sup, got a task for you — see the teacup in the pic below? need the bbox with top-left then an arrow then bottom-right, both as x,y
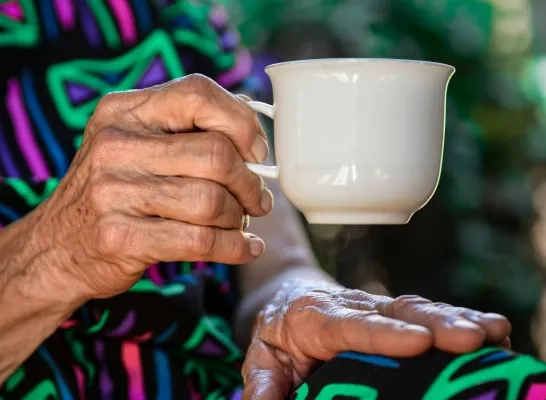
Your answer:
246,58 -> 455,225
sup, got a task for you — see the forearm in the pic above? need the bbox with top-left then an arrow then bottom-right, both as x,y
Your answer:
0,212 -> 82,384
234,174 -> 339,346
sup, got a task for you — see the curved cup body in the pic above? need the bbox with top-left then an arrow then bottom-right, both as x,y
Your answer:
262,58 -> 455,225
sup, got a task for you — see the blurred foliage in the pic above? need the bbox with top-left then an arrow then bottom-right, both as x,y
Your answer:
229,0 -> 546,354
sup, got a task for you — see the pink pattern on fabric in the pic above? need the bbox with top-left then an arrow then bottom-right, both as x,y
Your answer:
60,319 -> 79,329
0,1 -> 24,21
73,365 -> 86,400
54,0 -> 75,29
122,342 -> 145,400
217,49 -> 252,89
525,383 -> 546,399
106,0 -> 137,45
147,264 -> 164,286
7,78 -> 50,179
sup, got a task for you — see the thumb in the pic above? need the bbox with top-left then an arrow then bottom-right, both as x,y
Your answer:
243,341 -> 292,400
243,369 -> 289,400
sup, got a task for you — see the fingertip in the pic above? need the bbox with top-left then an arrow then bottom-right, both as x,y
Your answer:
260,187 -> 274,214
399,324 -> 434,355
480,313 -> 512,336
373,322 -> 433,357
246,233 -> 265,258
251,134 -> 269,163
435,320 -> 486,353
461,312 -> 511,343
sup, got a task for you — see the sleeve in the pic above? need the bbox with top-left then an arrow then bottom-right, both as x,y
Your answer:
153,0 -> 265,97
1,1 -> 266,230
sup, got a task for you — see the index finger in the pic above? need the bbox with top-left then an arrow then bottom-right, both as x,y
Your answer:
259,307 -> 433,360
139,74 -> 269,163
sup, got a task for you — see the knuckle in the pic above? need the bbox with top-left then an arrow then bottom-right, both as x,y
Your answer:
433,302 -> 453,309
285,299 -> 309,325
388,294 -> 429,314
191,181 -> 227,222
227,234 -> 246,260
394,294 -> 428,305
180,74 -> 214,105
89,128 -> 125,164
246,174 -> 265,202
183,73 -> 214,91
94,92 -> 120,118
185,224 -> 216,258
300,291 -> 330,307
93,216 -> 132,257
88,172 -> 115,214
283,307 -> 299,328
200,132 -> 236,176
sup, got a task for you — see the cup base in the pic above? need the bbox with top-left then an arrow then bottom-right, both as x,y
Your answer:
304,211 -> 412,225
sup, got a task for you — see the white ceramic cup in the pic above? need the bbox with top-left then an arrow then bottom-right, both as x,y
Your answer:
245,58 -> 455,225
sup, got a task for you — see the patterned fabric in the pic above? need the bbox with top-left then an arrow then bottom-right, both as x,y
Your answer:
2,0 -> 546,399
0,0 -> 253,398
293,348 -> 546,400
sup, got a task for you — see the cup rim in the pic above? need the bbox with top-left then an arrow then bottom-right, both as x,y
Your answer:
265,58 -> 456,73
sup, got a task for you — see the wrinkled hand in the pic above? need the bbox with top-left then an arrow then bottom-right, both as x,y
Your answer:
29,74 -> 272,303
242,283 -> 511,399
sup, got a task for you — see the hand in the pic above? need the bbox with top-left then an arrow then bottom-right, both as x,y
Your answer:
25,74 -> 273,303
242,282 -> 511,399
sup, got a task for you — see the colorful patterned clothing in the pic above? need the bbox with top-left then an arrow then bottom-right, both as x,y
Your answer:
1,1 -> 546,399
0,0 -> 252,398
293,348 -> 546,400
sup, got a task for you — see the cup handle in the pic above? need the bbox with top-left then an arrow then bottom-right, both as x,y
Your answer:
245,101 -> 279,180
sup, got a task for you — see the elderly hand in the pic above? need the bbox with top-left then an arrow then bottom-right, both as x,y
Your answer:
27,74 -> 272,303
242,282 -> 511,400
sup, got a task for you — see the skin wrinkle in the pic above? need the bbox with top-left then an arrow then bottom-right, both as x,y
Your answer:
0,74 -> 514,395
0,75 -> 273,384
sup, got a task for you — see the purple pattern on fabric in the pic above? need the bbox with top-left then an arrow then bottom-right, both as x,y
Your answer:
196,338 -> 226,357
136,58 -> 167,89
94,340 -> 114,400
78,0 -> 102,47
471,390 -> 498,400
106,310 -> 136,337
221,31 -> 240,50
66,82 -> 97,104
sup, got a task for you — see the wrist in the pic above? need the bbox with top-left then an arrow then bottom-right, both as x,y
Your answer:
0,211 -> 87,318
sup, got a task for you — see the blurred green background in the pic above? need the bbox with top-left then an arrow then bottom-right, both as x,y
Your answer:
224,0 -> 546,356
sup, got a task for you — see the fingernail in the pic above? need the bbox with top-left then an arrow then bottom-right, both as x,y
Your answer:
261,188 -> 274,213
405,324 -> 431,335
252,135 -> 269,163
249,236 -> 265,257
450,319 -> 480,330
481,313 -> 506,321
